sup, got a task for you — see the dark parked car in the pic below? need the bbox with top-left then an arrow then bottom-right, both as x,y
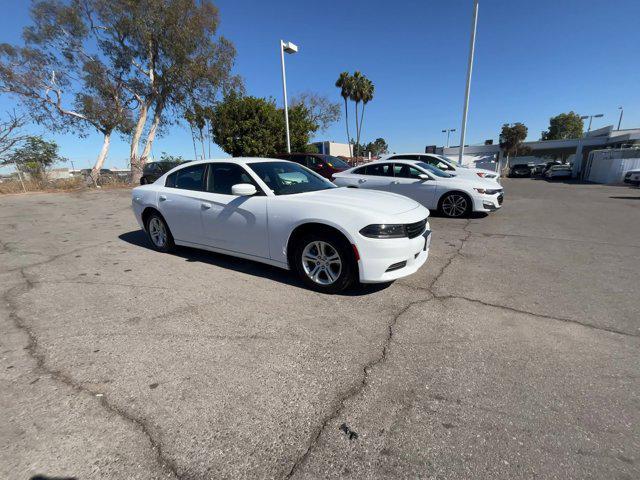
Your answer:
274,153 -> 351,179
508,164 -> 532,177
140,161 -> 184,185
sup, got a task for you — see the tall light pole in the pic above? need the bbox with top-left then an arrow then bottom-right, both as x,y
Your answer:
580,113 -> 604,132
458,0 -> 479,166
617,106 -> 623,130
442,128 -> 456,148
280,40 -> 298,153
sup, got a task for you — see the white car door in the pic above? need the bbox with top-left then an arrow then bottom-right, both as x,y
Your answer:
356,163 -> 395,191
389,163 -> 438,209
199,162 -> 269,259
158,163 -> 208,244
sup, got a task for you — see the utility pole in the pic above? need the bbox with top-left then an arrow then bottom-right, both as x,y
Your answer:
458,0 -> 479,166
617,106 -> 623,130
442,128 -> 456,148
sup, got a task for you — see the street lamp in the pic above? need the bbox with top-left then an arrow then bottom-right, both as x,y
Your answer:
617,106 -> 623,130
458,0 -> 479,166
441,128 -> 456,148
580,113 -> 604,132
280,40 -> 298,153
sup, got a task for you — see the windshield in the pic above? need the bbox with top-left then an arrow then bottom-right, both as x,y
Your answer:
248,161 -> 336,195
416,162 -> 453,178
322,155 -> 350,168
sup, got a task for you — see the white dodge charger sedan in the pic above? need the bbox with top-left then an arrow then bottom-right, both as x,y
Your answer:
333,159 -> 503,217
131,158 -> 431,293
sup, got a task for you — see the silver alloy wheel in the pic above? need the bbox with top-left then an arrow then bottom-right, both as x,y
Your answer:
148,217 -> 167,248
301,240 -> 342,285
442,194 -> 468,217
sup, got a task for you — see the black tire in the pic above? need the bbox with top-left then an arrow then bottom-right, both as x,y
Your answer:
439,192 -> 472,218
145,211 -> 175,253
291,231 -> 356,294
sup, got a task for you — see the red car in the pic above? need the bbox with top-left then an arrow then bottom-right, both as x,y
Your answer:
274,153 -> 351,180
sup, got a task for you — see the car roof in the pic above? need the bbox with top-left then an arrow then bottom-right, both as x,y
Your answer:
171,157 -> 295,167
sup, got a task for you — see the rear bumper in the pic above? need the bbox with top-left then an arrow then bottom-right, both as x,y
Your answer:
357,224 -> 431,283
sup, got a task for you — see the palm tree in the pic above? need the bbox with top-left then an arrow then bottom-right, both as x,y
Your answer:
350,71 -> 365,157
357,78 -> 374,153
335,72 -> 353,157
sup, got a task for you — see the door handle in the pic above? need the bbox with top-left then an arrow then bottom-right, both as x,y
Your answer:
159,195 -> 167,201
358,179 -> 366,183
391,181 -> 400,184
201,202 -> 212,210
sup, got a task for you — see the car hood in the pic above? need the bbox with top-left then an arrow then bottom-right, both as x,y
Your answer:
438,176 -> 502,190
297,187 -> 424,215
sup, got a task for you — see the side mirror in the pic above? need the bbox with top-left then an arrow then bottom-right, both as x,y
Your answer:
231,183 -> 257,196
418,174 -> 430,181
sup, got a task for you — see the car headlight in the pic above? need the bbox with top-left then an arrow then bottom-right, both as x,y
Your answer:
475,188 -> 501,195
360,224 -> 406,238
474,188 -> 486,194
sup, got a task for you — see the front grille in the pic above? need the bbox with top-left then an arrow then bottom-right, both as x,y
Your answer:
497,194 -> 504,205
405,218 -> 427,239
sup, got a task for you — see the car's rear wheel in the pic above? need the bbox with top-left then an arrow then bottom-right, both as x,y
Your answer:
145,212 -> 175,253
440,192 -> 471,218
292,232 -> 356,293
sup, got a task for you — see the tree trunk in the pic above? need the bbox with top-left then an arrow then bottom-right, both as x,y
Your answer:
190,124 -> 198,160
199,127 -> 206,160
354,101 -> 360,158
130,101 -> 149,184
90,131 -> 111,188
343,97 -> 352,157
136,103 -> 163,183
358,102 -> 366,154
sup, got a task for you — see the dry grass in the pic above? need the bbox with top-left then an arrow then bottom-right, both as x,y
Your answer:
0,175 -> 133,195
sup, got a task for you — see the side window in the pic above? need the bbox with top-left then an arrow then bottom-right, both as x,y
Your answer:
206,163 -> 260,195
307,156 -> 323,169
168,164 -> 206,191
366,163 -> 393,176
353,166 -> 367,175
394,164 -> 423,179
291,155 -> 306,166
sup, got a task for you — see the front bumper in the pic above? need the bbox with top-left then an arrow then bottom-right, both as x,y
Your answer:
472,192 -> 503,212
357,223 -> 431,283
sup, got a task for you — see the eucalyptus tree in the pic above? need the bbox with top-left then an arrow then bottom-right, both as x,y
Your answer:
87,0 -> 241,182
0,0 -> 133,185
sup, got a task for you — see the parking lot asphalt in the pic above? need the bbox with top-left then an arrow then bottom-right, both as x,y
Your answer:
1,179 -> 639,479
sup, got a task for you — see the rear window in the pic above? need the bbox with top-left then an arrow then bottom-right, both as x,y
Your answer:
165,164 -> 205,190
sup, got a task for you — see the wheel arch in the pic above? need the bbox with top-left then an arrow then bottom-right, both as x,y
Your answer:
437,189 -> 473,210
286,221 -> 358,269
141,207 -> 165,231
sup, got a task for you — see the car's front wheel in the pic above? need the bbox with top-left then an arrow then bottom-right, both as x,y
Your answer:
292,232 -> 356,293
145,212 -> 175,253
439,192 -> 471,218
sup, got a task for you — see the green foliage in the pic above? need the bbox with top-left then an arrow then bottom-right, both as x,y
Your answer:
159,152 -> 185,164
499,123 -> 528,158
210,94 -> 320,157
7,136 -> 65,179
353,138 -> 388,157
542,111 -> 584,140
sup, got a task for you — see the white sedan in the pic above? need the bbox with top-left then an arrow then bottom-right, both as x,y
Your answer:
333,159 -> 503,217
131,158 -> 431,293
379,153 -> 500,181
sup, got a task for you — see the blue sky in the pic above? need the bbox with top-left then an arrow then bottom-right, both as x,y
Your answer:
1,0 -> 639,170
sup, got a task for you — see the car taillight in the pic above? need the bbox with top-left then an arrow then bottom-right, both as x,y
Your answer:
476,172 -> 486,178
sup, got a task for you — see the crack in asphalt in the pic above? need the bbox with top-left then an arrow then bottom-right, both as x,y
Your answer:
284,297 -> 431,479
2,251 -> 182,480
